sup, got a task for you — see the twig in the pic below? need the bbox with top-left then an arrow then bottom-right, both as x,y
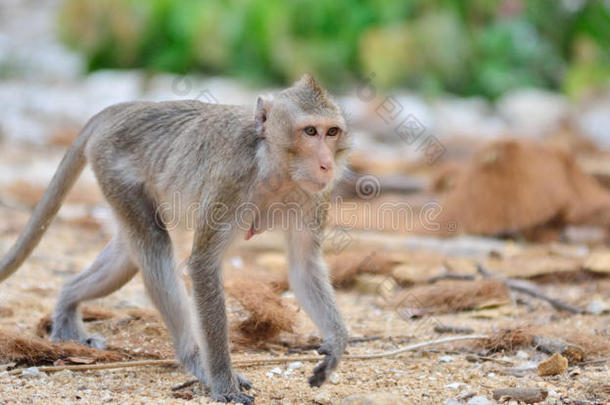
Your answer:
6,334 -> 488,377
477,264 -> 584,314
287,335 -> 383,353
575,357 -> 610,366
171,379 -> 199,391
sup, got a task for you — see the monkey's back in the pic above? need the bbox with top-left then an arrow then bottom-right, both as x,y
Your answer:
85,100 -> 261,217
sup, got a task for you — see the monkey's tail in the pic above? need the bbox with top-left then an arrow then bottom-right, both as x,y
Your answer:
0,119 -> 98,283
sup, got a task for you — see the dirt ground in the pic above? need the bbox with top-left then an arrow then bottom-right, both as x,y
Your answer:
0,143 -> 609,405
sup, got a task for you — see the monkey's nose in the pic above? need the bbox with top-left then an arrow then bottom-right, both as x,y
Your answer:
320,164 -> 329,172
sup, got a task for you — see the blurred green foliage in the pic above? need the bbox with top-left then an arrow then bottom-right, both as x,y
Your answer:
58,0 -> 610,98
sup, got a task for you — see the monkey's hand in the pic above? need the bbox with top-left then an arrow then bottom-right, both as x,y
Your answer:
308,334 -> 347,387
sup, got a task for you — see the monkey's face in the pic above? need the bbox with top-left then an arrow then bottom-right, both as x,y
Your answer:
287,114 -> 348,192
256,74 -> 350,193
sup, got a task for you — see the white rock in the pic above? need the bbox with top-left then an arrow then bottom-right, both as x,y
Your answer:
439,355 -> 454,363
516,350 -> 529,359
587,299 -> 609,315
265,367 -> 283,378
466,396 -> 494,405
314,391 -> 332,405
287,361 -> 303,370
445,382 -> 467,389
329,373 -> 340,384
443,400 -> 463,405
21,366 -> 43,378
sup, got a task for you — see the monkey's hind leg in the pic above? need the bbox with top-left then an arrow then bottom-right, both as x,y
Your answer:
103,185 -> 211,384
51,232 -> 138,349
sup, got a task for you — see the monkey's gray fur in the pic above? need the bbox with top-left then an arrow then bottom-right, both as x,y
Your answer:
0,74 -> 349,404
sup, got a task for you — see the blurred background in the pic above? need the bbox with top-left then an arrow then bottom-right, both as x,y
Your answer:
1,1 -> 610,403
2,0 -> 610,240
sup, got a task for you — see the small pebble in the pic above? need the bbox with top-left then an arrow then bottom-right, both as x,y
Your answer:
439,355 -> 454,363
466,395 -> 494,405
287,361 -> 303,370
21,367 -> 43,378
445,382 -> 467,389
314,391 -> 332,405
587,299 -> 609,315
516,350 -> 529,359
266,367 -> 283,377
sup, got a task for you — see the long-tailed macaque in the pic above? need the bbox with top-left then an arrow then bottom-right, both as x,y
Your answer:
0,74 -> 350,404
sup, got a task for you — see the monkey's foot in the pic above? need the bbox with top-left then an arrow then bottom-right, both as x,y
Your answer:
210,371 -> 254,404
51,329 -> 107,350
82,333 -> 107,349
211,392 -> 255,404
308,341 -> 340,387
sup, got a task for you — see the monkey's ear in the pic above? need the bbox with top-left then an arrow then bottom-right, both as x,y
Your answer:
254,96 -> 272,138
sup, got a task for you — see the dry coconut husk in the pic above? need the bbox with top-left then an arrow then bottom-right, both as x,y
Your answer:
480,326 -> 610,359
0,330 -> 123,366
327,250 -> 394,288
225,277 -> 295,345
429,139 -> 610,236
389,279 -> 510,314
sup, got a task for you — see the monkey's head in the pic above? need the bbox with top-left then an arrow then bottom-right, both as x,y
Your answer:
255,74 -> 350,193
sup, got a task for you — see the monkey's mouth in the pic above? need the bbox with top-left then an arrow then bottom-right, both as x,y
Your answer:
301,180 -> 327,192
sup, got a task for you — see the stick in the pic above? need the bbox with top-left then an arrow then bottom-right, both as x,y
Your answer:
6,334 -> 488,377
287,335 -> 383,353
476,264 -> 584,314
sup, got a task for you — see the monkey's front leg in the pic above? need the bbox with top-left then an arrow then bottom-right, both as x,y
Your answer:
286,227 -> 348,387
188,227 -> 254,405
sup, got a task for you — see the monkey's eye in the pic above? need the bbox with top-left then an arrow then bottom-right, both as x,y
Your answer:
327,127 -> 340,137
304,126 -> 317,136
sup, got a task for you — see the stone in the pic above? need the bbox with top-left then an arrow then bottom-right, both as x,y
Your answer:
314,391 -> 332,405
21,367 -> 43,378
465,396 -> 494,405
492,387 -> 548,404
340,392 -> 405,405
537,353 -> 568,376
586,299 -> 609,315
287,361 -> 303,370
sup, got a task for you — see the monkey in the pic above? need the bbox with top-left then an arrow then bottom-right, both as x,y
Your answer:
0,74 -> 350,404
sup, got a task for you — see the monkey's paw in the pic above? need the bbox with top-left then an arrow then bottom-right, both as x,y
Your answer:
211,392 -> 255,404
308,341 -> 342,387
82,334 -> 107,350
